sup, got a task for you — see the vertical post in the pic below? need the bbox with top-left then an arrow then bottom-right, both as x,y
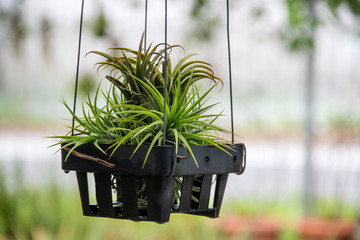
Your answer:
304,0 -> 316,215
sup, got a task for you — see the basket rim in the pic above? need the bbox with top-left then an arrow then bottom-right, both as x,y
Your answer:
61,143 -> 246,176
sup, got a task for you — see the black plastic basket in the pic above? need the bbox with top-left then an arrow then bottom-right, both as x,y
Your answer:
62,143 -> 245,223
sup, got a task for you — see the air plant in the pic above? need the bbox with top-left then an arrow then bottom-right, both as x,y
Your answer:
52,36 -> 233,166
50,36 -> 234,206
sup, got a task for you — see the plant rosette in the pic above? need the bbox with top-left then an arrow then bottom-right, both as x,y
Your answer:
50,36 -> 246,222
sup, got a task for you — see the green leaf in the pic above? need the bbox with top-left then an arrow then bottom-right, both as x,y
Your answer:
177,132 -> 198,168
142,130 -> 163,168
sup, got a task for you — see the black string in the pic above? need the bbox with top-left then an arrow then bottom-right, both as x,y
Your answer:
144,0 -> 148,51
162,0 -> 168,145
71,0 -> 85,136
226,0 -> 235,144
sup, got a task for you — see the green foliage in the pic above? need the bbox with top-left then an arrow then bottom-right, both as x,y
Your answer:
225,197 -> 303,220
76,73 -> 97,97
0,165 -> 223,239
91,35 -> 222,106
313,198 -> 357,220
4,162 -> 242,240
92,10 -> 108,37
327,112 -> 360,142
1,165 -> 355,239
49,36 -> 234,210
51,36 -> 232,168
281,0 -> 360,52
0,165 -> 80,240
187,0 -> 220,43
328,0 -> 345,16
280,0 -> 316,52
328,0 -> 360,16
328,112 -> 360,131
40,15 -> 52,58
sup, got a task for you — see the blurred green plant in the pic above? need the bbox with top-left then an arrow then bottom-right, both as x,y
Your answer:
1,163 -> 355,239
185,0 -> 220,44
0,0 -> 27,57
280,0 -> 317,52
76,73 -> 98,98
313,198 -> 357,220
328,0 -> 360,17
41,15 -> 52,58
225,197 -> 303,221
0,164 -> 223,240
0,165 -> 79,240
92,9 -> 108,38
327,112 -> 360,142
280,0 -> 360,52
328,113 -> 360,132
127,0 -> 220,43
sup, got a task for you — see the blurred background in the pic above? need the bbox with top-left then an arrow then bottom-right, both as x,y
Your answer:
0,0 -> 360,239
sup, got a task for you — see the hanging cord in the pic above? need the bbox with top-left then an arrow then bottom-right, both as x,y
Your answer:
226,0 -> 235,144
71,0 -> 85,136
162,0 -> 168,145
144,0 -> 148,51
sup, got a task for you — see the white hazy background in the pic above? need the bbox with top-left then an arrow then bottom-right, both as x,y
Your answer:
0,0 -> 359,212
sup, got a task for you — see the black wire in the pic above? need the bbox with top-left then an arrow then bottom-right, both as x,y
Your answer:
162,0 -> 168,145
226,0 -> 235,144
144,0 -> 148,51
71,0 -> 85,136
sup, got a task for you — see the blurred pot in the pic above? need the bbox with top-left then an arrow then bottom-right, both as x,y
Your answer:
216,215 -> 282,240
296,217 -> 355,240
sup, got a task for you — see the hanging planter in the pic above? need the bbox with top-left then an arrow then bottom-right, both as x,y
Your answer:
61,143 -> 245,223
51,0 -> 246,223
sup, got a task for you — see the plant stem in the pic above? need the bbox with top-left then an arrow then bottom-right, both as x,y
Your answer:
64,147 -> 115,168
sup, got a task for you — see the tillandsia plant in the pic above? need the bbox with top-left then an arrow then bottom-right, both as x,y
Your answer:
50,36 -> 235,206
52,35 -> 234,167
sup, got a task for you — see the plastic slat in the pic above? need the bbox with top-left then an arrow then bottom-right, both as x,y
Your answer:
198,175 -> 212,210
147,176 -> 174,223
179,176 -> 194,211
213,174 -> 229,217
94,173 -> 114,217
120,175 -> 139,220
76,172 -> 90,215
